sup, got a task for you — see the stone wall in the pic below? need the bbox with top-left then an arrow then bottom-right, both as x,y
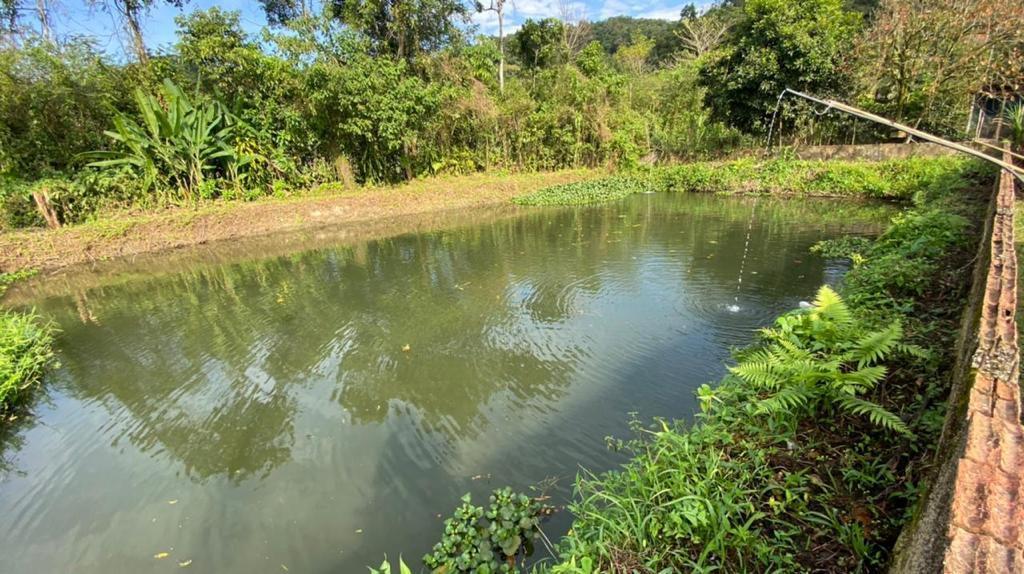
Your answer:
788,142 -> 957,161
890,154 -> 1023,573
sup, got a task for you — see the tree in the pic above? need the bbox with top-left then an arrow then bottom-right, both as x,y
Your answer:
558,0 -> 589,60
259,0 -> 311,26
474,0 -> 508,92
512,17 -> 563,69
90,0 -> 190,63
176,8 -> 315,162
1,0 -> 19,44
700,0 -> 860,132
0,38 -> 132,176
586,16 -> 680,66
854,0 -> 1024,136
0,0 -> 52,43
613,33 -> 654,76
328,0 -> 467,61
306,44 -> 438,181
676,8 -> 735,59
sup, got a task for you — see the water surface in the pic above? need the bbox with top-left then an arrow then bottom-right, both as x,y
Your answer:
0,194 -> 892,573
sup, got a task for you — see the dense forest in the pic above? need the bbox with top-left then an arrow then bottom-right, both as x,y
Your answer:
0,0 -> 1022,226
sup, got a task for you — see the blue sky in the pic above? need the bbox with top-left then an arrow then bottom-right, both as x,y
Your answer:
29,0 -> 699,57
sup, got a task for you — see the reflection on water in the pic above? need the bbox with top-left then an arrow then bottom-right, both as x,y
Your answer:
0,194 -> 891,573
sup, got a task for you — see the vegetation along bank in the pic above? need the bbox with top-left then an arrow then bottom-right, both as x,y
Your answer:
1,0 -> 1021,567
0,271 -> 54,421
394,156 -> 997,573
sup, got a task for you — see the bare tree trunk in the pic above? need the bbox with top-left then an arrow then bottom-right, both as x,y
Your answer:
497,5 -> 504,93
118,0 -> 149,64
36,0 -> 52,41
32,189 -> 61,229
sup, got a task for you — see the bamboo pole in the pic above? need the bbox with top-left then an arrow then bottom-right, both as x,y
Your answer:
972,138 -> 1024,163
782,89 -> 1024,181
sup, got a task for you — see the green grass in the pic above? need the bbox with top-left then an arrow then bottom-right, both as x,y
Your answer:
533,158 -> 991,573
0,309 -> 55,416
1,270 -> 54,417
514,156 -> 992,206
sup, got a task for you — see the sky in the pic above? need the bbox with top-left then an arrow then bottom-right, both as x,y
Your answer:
25,0 -> 701,58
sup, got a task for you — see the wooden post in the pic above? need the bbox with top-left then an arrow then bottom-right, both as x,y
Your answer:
32,188 -> 61,229
995,98 -> 1007,142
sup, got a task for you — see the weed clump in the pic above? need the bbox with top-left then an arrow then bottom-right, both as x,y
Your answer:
0,309 -> 55,417
514,157 -> 994,205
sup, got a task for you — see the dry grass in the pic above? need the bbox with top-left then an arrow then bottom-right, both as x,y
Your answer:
0,168 -> 604,275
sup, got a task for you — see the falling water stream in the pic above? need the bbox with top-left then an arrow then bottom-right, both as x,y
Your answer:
729,200 -> 759,313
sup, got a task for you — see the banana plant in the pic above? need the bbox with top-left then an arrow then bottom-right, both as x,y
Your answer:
86,79 -> 240,203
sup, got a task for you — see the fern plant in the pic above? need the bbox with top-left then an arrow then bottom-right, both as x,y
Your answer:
729,286 -> 919,435
86,79 -> 242,203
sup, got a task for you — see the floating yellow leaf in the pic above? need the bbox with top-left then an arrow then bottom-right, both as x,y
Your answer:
154,552 -> 170,560
168,499 -> 178,505
401,344 -> 411,352
355,529 -> 363,534
178,560 -> 192,567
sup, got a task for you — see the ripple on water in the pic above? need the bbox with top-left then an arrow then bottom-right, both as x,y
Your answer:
0,193 -> 890,573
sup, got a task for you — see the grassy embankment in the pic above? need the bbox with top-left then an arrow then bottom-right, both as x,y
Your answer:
0,169 -> 603,275
0,271 -> 54,421
408,156 -> 996,574
514,156 -> 980,205
526,156 -> 994,573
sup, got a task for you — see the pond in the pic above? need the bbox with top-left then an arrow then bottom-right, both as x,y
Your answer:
0,193 -> 893,573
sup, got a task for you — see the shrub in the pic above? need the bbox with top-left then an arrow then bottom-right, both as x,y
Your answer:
0,177 -> 42,229
86,79 -> 245,204
514,157 -> 991,206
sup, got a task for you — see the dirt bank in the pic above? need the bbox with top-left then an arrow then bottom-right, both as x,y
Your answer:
0,169 -> 601,277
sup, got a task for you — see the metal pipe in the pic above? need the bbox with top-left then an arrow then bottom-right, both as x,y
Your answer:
781,89 -> 1024,181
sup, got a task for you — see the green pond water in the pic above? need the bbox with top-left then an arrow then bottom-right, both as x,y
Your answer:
0,193 -> 893,573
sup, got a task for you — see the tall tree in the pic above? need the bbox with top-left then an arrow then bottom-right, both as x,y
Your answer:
91,0 -> 189,63
0,0 -> 52,43
700,0 -> 860,132
855,0 -> 1024,135
259,0 -> 310,26
35,0 -> 49,40
676,8 -> 735,58
512,17 -> 563,69
328,0 -> 467,61
475,0 -> 508,92
1,0 -> 19,43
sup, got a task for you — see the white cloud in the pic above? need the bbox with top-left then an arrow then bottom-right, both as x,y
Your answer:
598,0 -> 629,20
599,1 -> 703,21
637,5 -> 684,20
507,0 -> 587,20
